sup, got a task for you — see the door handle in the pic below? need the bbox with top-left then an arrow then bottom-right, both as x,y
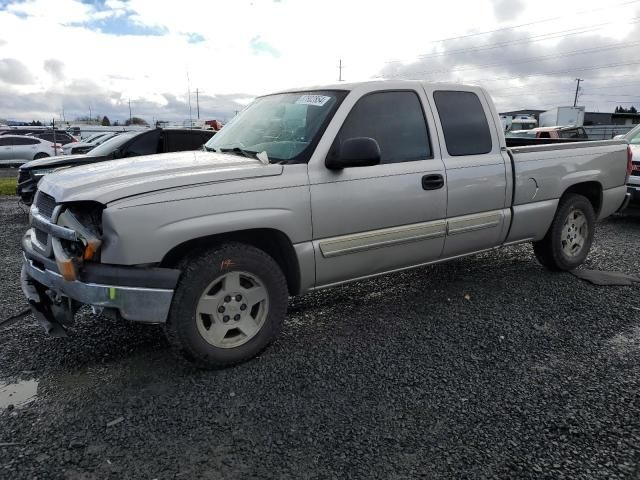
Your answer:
422,174 -> 444,190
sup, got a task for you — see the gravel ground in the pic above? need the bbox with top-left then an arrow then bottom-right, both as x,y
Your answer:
1,195 -> 639,479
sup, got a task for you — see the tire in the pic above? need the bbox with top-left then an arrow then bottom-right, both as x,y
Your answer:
532,193 -> 596,271
33,153 -> 49,160
165,242 -> 288,368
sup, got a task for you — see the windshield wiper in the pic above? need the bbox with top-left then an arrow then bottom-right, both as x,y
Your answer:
219,147 -> 258,159
204,145 -> 217,152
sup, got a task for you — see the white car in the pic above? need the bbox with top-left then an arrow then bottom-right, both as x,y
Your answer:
0,135 -> 62,166
62,132 -> 119,155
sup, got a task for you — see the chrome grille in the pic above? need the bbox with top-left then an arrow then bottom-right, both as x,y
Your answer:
35,192 -> 56,219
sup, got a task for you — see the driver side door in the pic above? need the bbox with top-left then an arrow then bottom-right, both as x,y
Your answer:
308,88 -> 447,287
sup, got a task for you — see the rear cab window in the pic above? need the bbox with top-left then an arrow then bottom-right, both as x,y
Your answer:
433,90 -> 493,156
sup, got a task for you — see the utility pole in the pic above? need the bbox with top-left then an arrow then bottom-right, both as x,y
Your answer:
128,98 -> 132,124
338,59 -> 344,82
88,105 -> 92,122
187,72 -> 193,128
573,78 -> 583,107
196,88 -> 200,119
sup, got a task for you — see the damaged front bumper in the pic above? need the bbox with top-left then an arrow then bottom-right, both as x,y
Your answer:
21,230 -> 180,335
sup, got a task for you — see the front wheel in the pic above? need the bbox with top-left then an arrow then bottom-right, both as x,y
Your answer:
165,242 -> 288,368
533,193 -> 596,271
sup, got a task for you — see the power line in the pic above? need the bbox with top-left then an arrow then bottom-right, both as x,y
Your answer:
384,39 -> 640,79
383,1 -> 640,64
386,18 -> 640,65
415,0 -> 640,45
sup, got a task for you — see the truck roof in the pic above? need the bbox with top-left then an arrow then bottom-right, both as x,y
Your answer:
273,80 -> 482,94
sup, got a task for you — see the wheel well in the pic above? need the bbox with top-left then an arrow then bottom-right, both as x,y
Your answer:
160,229 -> 301,296
562,181 -> 602,215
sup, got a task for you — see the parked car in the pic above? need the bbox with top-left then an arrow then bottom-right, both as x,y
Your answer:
0,127 -> 49,136
538,126 -> 589,139
62,132 -> 119,155
624,123 -> 640,204
29,131 -> 78,146
17,128 -> 216,204
18,81 -> 630,368
0,135 -> 62,166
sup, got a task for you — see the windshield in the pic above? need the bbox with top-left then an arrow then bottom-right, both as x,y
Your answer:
626,124 -> 640,144
204,90 -> 347,163
88,131 -> 138,156
81,133 -> 105,144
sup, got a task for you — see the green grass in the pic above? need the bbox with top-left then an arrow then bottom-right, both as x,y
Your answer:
0,177 -> 17,195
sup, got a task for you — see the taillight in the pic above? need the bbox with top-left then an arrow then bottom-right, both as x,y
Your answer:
628,145 -> 633,177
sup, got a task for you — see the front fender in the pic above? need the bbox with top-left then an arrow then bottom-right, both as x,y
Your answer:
101,187 -> 312,265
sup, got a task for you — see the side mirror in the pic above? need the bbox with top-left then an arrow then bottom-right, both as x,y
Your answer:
326,137 -> 381,170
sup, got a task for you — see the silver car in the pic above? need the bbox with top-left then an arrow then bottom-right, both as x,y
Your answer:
0,135 -> 61,166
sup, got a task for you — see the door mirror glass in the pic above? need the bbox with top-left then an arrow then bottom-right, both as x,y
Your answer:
326,137 -> 381,169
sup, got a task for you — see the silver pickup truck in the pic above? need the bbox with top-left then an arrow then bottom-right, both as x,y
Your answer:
20,81 -> 632,368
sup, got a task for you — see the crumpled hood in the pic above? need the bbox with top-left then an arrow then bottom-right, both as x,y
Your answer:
38,150 -> 283,204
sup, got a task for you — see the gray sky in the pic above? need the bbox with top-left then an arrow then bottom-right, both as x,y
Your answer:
1,0 -> 639,123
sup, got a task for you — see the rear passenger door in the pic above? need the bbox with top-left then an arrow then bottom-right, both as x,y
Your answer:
0,137 -> 12,160
427,89 -> 510,257
308,87 -> 447,287
13,137 -> 41,160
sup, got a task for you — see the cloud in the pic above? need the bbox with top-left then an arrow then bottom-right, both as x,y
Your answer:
492,0 -> 525,22
378,18 -> 640,112
44,59 -> 65,80
0,58 -> 34,84
0,82 -> 249,124
249,36 -> 280,58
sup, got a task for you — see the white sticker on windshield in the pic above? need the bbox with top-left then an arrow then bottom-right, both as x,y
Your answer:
295,95 -> 331,107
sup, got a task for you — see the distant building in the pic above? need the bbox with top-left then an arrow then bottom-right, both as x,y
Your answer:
583,111 -> 640,126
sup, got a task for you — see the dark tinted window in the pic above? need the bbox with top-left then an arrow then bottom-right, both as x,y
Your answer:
13,137 -> 39,145
433,90 -> 492,156
559,128 -> 587,139
0,138 -> 9,146
166,131 -> 207,151
337,91 -> 431,164
124,130 -> 162,157
34,132 -> 72,143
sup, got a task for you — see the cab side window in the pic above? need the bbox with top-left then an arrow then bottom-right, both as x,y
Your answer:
337,91 -> 431,164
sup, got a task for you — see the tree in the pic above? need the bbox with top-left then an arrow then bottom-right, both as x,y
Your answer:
630,106 -> 638,114
101,116 -> 111,126
125,116 -> 148,126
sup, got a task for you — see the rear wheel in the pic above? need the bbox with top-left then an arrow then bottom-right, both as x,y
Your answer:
533,193 -> 596,271
33,153 -> 49,160
165,242 -> 288,368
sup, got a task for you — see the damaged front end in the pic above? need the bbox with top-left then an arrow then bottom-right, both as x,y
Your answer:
21,194 -> 104,336
20,191 -> 179,336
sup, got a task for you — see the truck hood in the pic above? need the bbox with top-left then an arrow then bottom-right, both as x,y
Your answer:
39,150 -> 284,204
